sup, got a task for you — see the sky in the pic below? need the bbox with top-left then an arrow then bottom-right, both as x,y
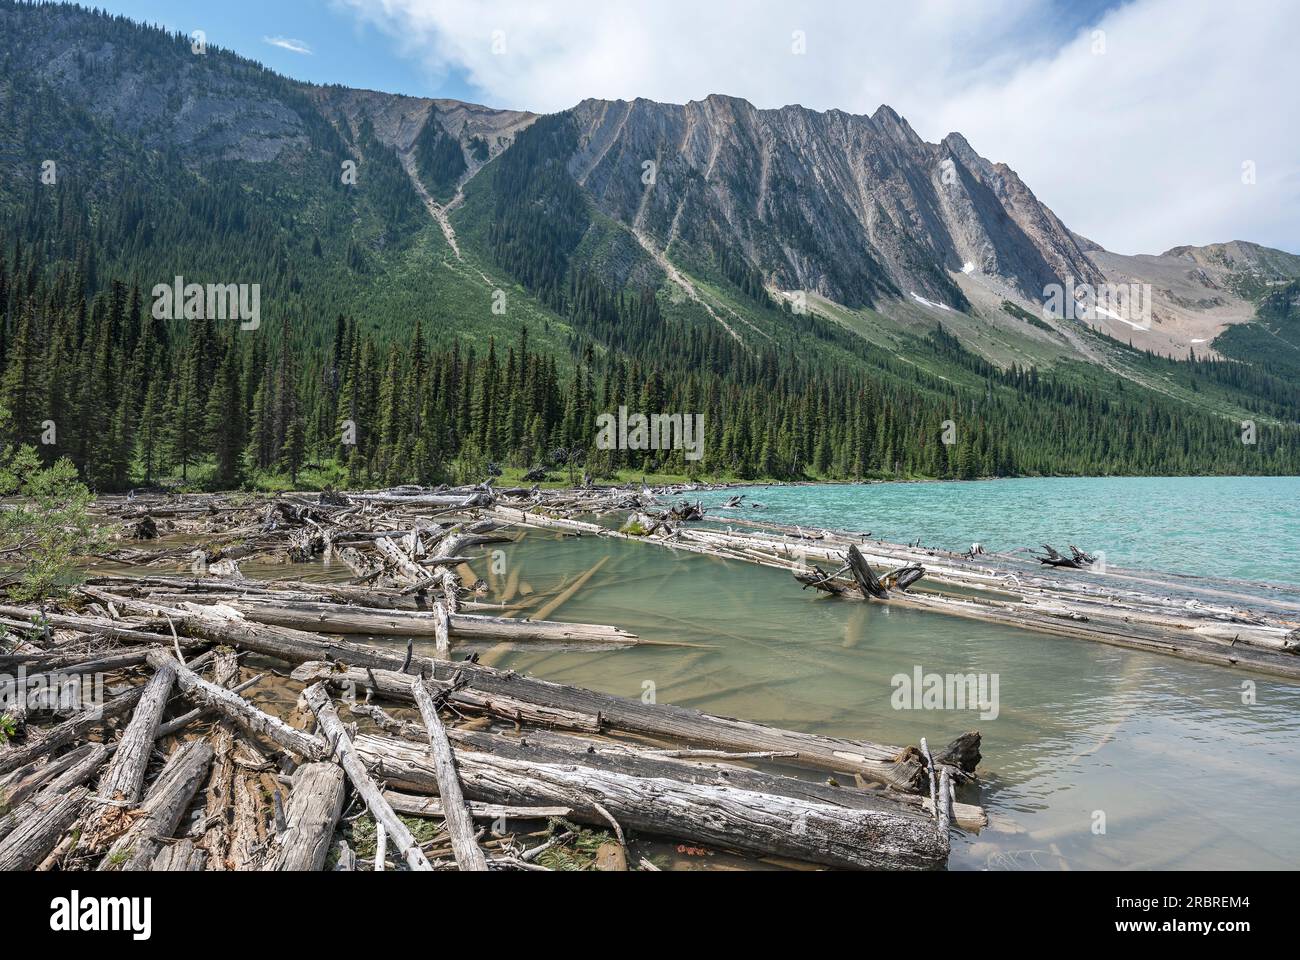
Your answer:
85,0 -> 1299,256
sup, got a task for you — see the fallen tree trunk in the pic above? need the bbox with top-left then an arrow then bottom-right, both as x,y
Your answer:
217,599 -> 638,645
0,785 -> 90,871
292,662 -> 602,733
80,663 -> 177,852
0,743 -> 109,814
445,728 -> 987,833
152,839 -> 207,871
356,734 -> 948,870
200,649 -> 240,870
265,762 -> 346,871
410,678 -> 488,871
302,684 -> 432,871
99,740 -> 213,871
147,650 -> 325,761
0,687 -> 143,776
383,792 -> 573,822
0,744 -> 109,843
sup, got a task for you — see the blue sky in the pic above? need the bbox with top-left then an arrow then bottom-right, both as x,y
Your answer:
86,0 -> 472,99
88,0 -> 1128,107
77,1 -> 1299,254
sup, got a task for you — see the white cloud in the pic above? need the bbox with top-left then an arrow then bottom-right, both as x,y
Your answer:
336,0 -> 1299,255
264,36 -> 313,55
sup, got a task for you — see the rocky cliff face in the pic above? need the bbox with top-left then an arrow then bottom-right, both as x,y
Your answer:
563,94 -> 1103,309
0,2 -> 313,164
312,87 -> 536,177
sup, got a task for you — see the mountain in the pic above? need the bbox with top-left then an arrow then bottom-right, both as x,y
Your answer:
558,95 -> 1104,310
1,0 -> 1297,491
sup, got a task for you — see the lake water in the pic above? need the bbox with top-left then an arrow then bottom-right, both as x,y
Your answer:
474,477 -> 1300,870
690,476 -> 1300,584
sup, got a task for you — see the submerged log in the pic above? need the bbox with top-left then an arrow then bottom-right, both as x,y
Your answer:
86,592 -> 970,790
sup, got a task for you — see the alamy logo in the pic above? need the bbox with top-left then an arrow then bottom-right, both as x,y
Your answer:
891,665 -> 999,720
2,668 -> 104,714
1043,278 -> 1152,331
152,276 -> 260,330
595,406 -> 705,461
50,891 -> 152,941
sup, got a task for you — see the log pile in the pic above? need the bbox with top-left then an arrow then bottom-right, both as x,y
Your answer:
0,486 -> 987,871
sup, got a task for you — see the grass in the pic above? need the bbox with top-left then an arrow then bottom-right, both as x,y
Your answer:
347,813 -> 443,864
533,819 -> 616,871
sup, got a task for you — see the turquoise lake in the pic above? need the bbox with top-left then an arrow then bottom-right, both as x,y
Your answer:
692,476 -> 1300,584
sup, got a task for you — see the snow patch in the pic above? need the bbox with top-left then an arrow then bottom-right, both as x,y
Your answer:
910,291 -> 952,311
962,262 -> 976,275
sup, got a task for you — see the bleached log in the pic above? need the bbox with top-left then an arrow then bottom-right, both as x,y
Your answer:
445,727 -> 988,833
375,536 -> 431,584
265,762 -> 346,871
356,734 -> 947,870
0,785 -> 90,870
201,649 -> 240,870
219,599 -> 638,645
146,650 -> 325,761
152,838 -> 208,871
0,743 -> 109,813
383,791 -> 572,821
99,740 -> 213,871
0,687 -> 143,778
0,744 -> 109,843
410,679 -> 488,871
291,662 -> 602,733
302,684 -> 432,871
81,662 -> 176,850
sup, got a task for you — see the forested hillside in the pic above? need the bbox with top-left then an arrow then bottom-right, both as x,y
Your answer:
0,1 -> 1296,492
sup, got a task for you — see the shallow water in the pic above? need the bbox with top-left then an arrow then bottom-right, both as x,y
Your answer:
691,476 -> 1300,584
477,530 -> 1300,871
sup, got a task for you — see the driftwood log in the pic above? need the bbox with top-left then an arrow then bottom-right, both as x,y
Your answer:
265,762 -> 346,871
302,684 -> 432,871
410,678 -> 488,871
99,740 -> 213,871
356,734 -> 948,870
